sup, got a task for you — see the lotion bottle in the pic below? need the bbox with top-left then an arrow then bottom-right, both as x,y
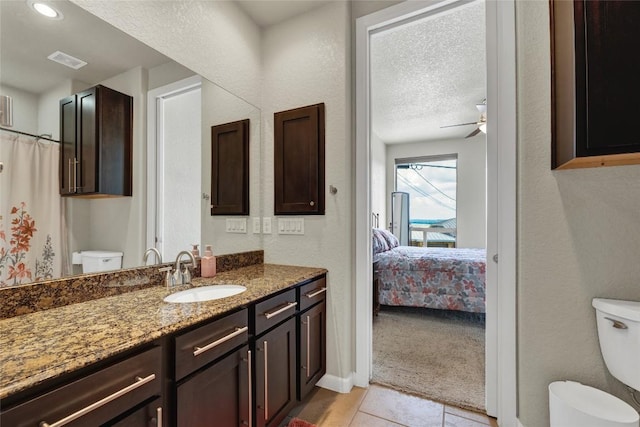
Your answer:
201,245 -> 216,278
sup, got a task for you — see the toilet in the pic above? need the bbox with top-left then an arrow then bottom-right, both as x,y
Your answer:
549,298 -> 640,427
73,250 -> 123,273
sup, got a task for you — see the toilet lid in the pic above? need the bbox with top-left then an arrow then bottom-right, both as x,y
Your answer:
549,381 -> 640,423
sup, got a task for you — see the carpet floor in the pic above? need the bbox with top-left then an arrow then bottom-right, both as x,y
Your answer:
372,306 -> 486,413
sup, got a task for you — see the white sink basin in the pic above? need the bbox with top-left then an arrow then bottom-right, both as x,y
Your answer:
164,285 -> 247,303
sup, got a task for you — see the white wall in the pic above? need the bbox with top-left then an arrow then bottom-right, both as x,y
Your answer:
516,2 -> 640,425
261,1 -> 352,382
37,80 -> 75,140
200,80 -> 262,255
0,85 -> 38,134
71,0 -> 262,107
65,67 -> 148,270
371,131 -> 387,228
386,137 -> 487,248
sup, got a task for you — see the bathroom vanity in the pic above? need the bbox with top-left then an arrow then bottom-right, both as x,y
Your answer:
0,263 -> 327,427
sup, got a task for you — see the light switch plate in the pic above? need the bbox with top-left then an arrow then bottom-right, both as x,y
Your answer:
253,217 -> 261,234
262,217 -> 272,234
277,218 -> 304,235
226,218 -> 247,233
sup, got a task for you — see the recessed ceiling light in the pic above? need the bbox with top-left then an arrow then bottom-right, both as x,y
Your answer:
27,1 -> 64,20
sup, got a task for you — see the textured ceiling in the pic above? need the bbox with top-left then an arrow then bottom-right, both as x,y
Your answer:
371,0 -> 486,143
236,0 -> 332,27
0,0 -> 170,95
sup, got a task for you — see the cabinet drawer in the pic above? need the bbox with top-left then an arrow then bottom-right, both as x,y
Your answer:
255,289 -> 297,336
175,308 -> 249,381
298,276 -> 327,312
1,346 -> 161,427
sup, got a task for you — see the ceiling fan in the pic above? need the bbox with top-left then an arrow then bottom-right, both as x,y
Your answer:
440,99 -> 487,138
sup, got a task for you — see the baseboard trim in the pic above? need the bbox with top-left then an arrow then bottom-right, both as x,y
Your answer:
316,373 -> 354,394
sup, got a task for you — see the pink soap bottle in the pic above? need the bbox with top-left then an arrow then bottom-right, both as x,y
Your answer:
201,245 -> 216,278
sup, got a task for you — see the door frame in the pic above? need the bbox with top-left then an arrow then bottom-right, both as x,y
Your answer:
146,75 -> 202,253
354,0 -> 517,425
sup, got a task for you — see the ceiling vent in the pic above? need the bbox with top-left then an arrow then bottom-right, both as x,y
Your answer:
47,51 -> 87,70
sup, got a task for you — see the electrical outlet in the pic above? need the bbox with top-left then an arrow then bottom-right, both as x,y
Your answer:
262,217 -> 272,234
253,217 -> 261,234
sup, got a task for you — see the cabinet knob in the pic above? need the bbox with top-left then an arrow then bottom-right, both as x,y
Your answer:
309,201 -> 315,206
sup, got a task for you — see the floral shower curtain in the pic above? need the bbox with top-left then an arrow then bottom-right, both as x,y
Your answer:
0,133 -> 65,287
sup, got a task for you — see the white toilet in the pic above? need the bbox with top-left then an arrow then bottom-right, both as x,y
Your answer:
73,250 -> 123,273
549,298 -> 640,427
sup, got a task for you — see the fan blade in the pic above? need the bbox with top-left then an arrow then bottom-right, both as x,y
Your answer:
465,127 -> 481,138
440,121 -> 478,129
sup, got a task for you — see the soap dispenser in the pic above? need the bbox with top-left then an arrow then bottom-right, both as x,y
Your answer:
191,244 -> 200,258
201,245 -> 216,278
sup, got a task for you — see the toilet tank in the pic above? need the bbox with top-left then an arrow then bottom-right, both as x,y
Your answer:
81,251 -> 123,273
592,298 -> 640,391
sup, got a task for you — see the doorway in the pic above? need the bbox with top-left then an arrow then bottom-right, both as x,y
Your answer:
355,0 -> 517,425
146,76 -> 202,261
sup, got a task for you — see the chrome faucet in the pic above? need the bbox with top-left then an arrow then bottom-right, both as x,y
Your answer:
143,247 -> 162,265
172,251 -> 196,286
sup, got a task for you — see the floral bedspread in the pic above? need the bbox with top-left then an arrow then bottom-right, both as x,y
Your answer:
374,246 -> 486,313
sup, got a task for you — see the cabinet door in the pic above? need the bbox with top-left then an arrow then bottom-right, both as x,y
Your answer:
103,397 -> 162,427
60,94 -> 76,195
176,345 -> 250,427
274,103 -> 325,215
551,0 -> 640,168
255,318 -> 296,427
77,87 -> 98,194
211,119 -> 250,215
299,300 -> 326,400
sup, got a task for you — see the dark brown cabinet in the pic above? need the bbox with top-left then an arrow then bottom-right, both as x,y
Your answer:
1,346 -> 162,427
60,85 -> 133,196
297,277 -> 327,400
173,308 -> 249,426
1,275 -> 327,427
255,318 -> 297,427
211,119 -> 250,215
107,397 -> 163,427
274,103 -> 325,215
176,346 -> 250,427
551,0 -> 640,169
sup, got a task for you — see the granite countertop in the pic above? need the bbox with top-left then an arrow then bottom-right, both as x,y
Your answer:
0,263 -> 327,400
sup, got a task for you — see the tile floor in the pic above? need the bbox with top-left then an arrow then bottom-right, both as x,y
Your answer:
283,385 -> 498,427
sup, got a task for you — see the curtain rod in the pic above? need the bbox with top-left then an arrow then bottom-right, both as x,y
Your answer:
0,126 -> 60,143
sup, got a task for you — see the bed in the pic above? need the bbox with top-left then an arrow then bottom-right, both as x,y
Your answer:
372,228 -> 486,313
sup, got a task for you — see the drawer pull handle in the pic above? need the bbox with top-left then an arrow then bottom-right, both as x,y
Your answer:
264,301 -> 297,319
305,287 -> 327,299
156,407 -> 162,427
247,350 -> 252,427
193,326 -> 248,356
306,314 -> 311,378
39,373 -> 156,427
264,340 -> 269,420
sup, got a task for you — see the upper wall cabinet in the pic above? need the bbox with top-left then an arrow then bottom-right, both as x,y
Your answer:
60,85 -> 133,196
274,103 -> 325,215
210,119 -> 250,216
551,0 -> 640,169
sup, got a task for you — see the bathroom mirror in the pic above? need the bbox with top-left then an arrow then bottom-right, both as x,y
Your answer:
0,0 -> 262,286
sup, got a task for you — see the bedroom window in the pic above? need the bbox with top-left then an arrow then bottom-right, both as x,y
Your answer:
395,155 -> 457,248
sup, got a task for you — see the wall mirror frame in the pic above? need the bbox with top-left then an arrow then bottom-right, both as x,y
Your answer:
0,0 -> 263,288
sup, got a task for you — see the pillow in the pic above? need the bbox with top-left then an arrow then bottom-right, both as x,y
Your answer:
372,228 -> 390,255
379,228 -> 400,249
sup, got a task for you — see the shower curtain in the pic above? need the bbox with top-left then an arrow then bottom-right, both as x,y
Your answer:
0,133 -> 65,287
